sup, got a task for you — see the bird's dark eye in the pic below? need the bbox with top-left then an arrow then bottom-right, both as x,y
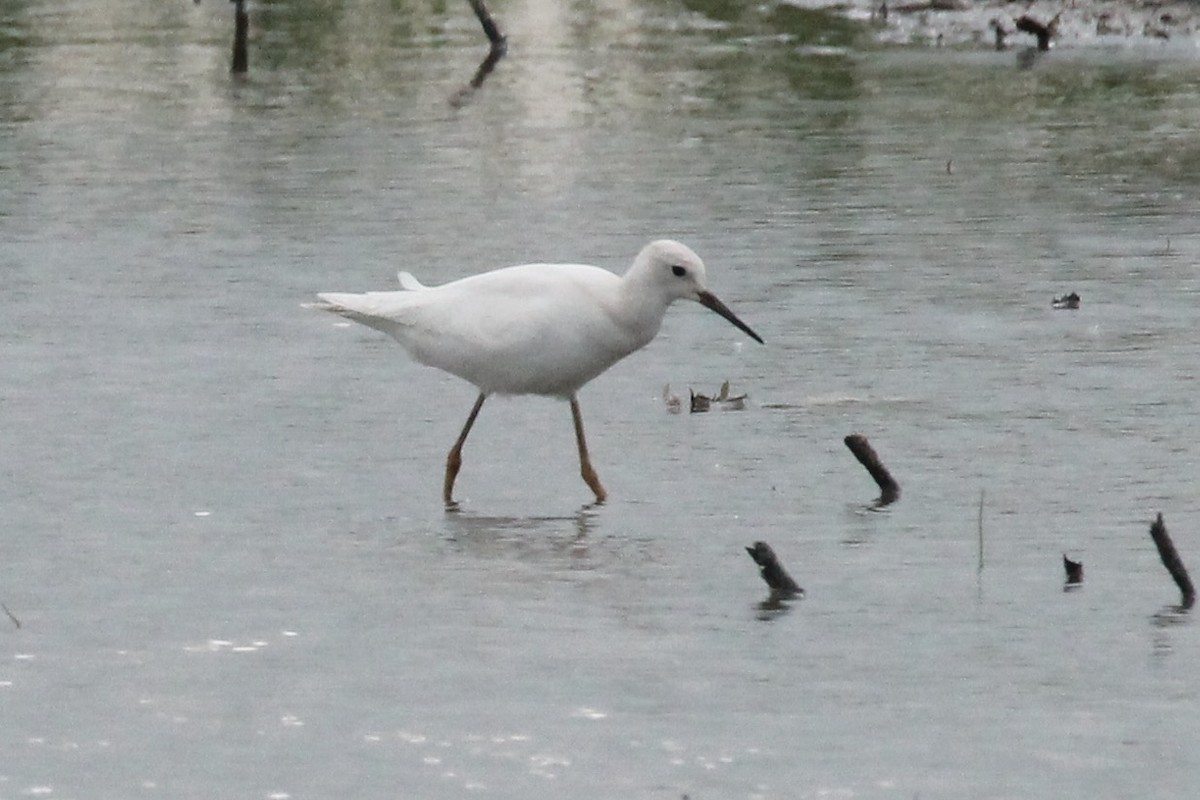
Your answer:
671,265 -> 686,277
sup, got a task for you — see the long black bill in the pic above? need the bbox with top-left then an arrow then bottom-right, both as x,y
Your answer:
698,290 -> 764,344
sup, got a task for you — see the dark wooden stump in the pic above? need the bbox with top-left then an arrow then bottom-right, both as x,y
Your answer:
745,541 -> 803,600
844,434 -> 900,507
231,0 -> 248,74
1063,554 -> 1083,586
1149,513 -> 1195,609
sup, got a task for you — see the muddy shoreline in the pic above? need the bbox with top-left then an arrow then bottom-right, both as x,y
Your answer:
825,0 -> 1200,48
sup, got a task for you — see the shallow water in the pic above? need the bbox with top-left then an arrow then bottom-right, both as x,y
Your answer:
3,1 -> 1200,798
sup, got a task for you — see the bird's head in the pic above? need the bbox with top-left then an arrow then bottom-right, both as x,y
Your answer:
633,239 -> 764,344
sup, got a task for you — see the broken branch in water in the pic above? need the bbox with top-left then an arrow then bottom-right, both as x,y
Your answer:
745,541 -> 803,600
844,434 -> 900,507
1014,13 -> 1059,51
451,0 -> 508,107
1149,513 -> 1195,609
1051,292 -> 1081,310
467,0 -> 507,49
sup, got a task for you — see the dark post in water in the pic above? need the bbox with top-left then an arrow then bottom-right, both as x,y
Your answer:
745,541 -> 803,600
1149,513 -> 1195,609
844,434 -> 900,507
1063,554 -> 1083,586
231,0 -> 249,74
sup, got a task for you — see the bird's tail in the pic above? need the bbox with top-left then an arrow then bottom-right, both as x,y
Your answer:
305,292 -> 399,336
303,272 -> 425,316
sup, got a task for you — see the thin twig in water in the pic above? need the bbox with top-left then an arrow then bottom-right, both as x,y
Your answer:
977,489 -> 985,575
2,603 -> 20,629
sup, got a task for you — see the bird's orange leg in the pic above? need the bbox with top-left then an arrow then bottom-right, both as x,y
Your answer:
444,393 -> 487,508
570,395 -> 607,504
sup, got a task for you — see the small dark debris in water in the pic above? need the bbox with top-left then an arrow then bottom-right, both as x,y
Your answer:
891,0 -> 968,12
1015,13 -> 1059,51
714,380 -> 747,410
1149,513 -> 1196,610
746,541 -> 804,600
844,434 -> 900,507
1051,292 -> 1080,310
689,381 -> 747,413
1063,554 -> 1083,586
1095,12 -> 1126,36
990,18 -> 1010,50
663,384 -> 682,414
1145,22 -> 1171,40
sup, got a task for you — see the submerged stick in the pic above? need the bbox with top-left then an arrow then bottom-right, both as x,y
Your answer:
2,603 -> 20,629
1149,513 -> 1195,609
745,541 -> 803,600
844,434 -> 900,507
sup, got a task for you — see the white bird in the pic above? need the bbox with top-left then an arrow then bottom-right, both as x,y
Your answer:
310,239 -> 763,507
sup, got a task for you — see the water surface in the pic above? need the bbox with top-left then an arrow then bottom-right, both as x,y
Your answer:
3,1 -> 1200,798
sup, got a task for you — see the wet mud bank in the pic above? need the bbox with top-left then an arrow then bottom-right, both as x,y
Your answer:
817,0 -> 1200,48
